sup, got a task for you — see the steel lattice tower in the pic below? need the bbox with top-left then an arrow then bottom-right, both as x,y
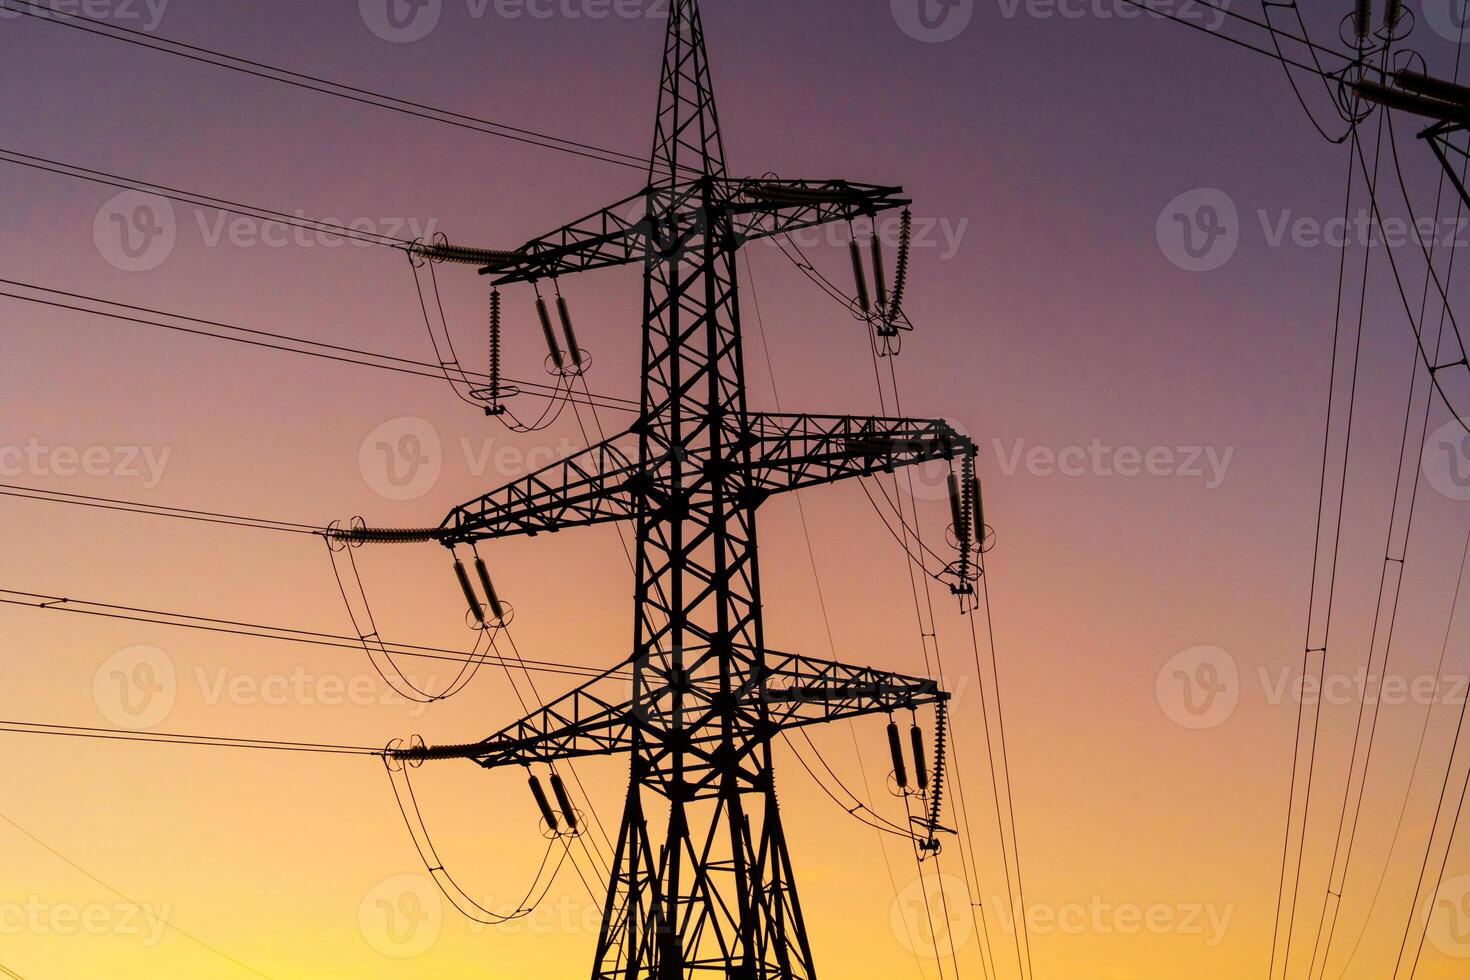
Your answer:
394,3 -> 977,975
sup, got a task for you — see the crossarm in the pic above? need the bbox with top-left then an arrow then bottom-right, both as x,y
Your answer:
477,189 -> 661,285
390,648 -> 947,770
440,436 -> 643,545
725,178 -> 910,245
395,662 -> 641,769
745,413 -> 973,498
760,651 -> 949,730
475,179 -> 907,285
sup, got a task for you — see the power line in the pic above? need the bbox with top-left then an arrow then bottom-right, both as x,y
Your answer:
0,719 -> 382,755
0,0 -> 651,172
1389,529 -> 1470,980
0,587 -> 615,681
1117,0 -> 1362,79
0,278 -> 640,414
0,146 -> 416,250
0,483 -> 324,535
0,809 -> 273,978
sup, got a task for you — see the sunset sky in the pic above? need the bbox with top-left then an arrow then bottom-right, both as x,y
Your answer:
6,0 -> 1470,977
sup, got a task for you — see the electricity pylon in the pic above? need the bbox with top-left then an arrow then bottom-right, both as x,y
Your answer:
390,2 -> 977,975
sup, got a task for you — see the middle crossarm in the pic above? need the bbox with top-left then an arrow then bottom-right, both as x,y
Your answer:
389,649 -> 947,770
438,415 -> 971,544
745,413 -> 973,499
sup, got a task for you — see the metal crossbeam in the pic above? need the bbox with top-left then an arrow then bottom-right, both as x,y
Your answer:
476,180 -> 908,285
393,649 -> 946,772
439,414 -> 969,545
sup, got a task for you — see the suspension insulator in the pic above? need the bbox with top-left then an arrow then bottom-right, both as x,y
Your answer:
849,238 -> 872,315
1382,0 -> 1401,29
556,294 -> 584,370
453,558 -> 484,624
890,209 -> 912,316
947,473 -> 969,543
1353,0 -> 1371,39
473,556 -> 507,622
488,287 -> 504,405
550,772 -> 579,831
971,476 -> 985,539
911,724 -> 929,792
887,720 -> 909,790
529,774 -> 560,832
536,295 -> 565,371
870,236 -> 888,311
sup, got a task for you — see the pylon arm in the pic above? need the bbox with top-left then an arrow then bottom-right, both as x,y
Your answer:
1424,121 -> 1470,211
439,436 -> 643,545
724,178 -> 910,244
474,189 -> 659,284
759,651 -> 949,730
439,415 -> 971,544
473,179 -> 906,285
390,647 -> 947,770
745,412 -> 974,499
394,661 -> 642,769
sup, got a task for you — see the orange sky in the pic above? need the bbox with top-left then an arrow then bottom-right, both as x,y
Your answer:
6,1 -> 1470,978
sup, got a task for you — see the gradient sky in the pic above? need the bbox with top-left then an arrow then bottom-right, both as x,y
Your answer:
6,0 -> 1470,977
